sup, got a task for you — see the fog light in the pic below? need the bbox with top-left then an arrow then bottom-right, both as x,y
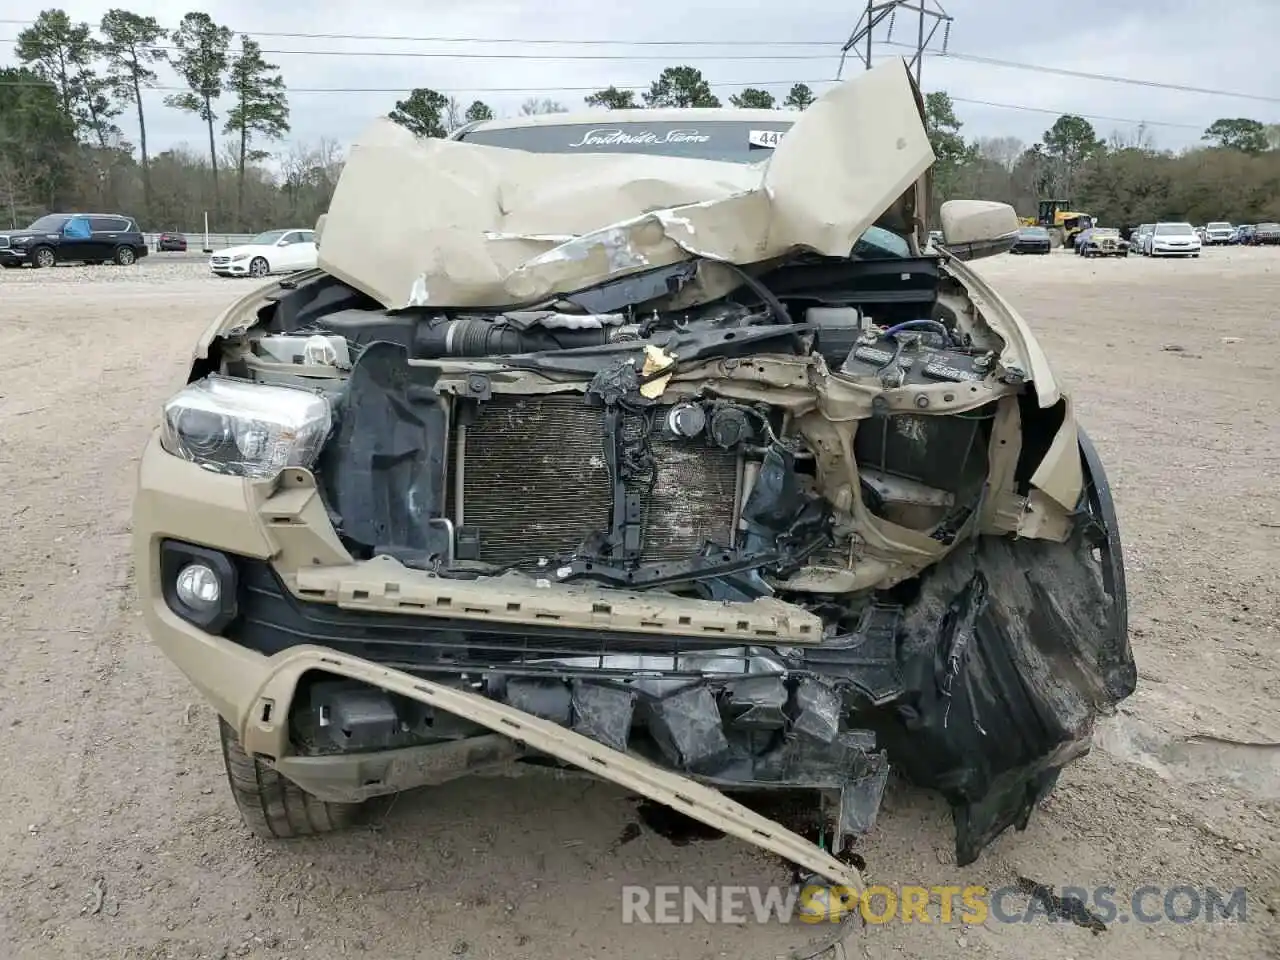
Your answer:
176,562 -> 221,609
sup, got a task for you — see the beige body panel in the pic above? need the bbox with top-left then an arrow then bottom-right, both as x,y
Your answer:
140,55 -> 1093,888
133,441 -> 863,889
316,60 -> 934,310
245,648 -> 864,892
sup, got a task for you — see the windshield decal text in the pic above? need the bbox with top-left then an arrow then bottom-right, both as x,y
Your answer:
566,128 -> 712,148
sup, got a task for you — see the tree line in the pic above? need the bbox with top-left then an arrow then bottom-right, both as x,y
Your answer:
926,98 -> 1280,228
2,7 -> 1277,233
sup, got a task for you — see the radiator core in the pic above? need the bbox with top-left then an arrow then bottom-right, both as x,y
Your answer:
449,395 -> 739,567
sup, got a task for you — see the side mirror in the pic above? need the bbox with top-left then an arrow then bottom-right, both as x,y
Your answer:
939,200 -> 1020,261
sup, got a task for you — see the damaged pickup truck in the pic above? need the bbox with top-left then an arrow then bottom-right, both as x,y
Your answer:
133,60 -> 1134,889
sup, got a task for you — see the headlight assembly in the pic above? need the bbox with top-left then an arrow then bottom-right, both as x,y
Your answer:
159,376 -> 332,479
231,253 -> 249,262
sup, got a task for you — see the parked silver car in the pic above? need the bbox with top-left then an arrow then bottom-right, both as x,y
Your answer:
1143,222 -> 1202,258
1131,224 -> 1154,254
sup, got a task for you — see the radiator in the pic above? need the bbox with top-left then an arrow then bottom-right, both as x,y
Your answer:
449,395 -> 739,567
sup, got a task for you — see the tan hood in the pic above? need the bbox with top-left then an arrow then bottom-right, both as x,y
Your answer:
317,59 -> 935,310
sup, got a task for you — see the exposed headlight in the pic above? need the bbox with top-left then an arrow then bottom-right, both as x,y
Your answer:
159,376 -> 331,479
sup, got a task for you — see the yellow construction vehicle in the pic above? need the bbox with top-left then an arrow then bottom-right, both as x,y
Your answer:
1020,199 -> 1095,249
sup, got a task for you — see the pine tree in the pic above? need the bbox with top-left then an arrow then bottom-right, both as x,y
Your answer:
223,36 -> 290,226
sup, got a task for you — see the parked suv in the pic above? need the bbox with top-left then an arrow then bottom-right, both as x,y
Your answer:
0,212 -> 149,268
1202,222 -> 1234,245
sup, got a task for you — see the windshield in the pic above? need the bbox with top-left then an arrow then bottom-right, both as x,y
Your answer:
249,230 -> 289,245
1258,223 -> 1279,230
460,117 -> 916,257
26,214 -> 71,233
1094,228 -> 1119,237
1155,223 -> 1194,236
459,119 -> 796,164
1207,222 -> 1231,229
1018,226 -> 1048,236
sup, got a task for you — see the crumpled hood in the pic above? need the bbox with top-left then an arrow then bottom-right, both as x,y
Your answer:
317,59 -> 935,310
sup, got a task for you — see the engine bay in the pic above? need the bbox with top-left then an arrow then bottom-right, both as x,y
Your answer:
215,253 -> 1038,614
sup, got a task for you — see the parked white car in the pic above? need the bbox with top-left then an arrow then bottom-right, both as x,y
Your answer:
1203,221 -> 1234,245
210,228 -> 317,278
1143,222 -> 1201,258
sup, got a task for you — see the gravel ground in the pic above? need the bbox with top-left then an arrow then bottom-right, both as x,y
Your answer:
0,252 -> 237,280
0,248 -> 1277,960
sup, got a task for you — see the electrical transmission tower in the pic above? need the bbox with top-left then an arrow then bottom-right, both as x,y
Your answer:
838,1 -> 954,85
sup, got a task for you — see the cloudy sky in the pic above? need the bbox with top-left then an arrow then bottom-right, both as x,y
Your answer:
3,0 -> 1277,157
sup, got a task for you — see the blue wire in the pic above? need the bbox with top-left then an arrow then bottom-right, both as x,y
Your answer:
882,319 -> 949,339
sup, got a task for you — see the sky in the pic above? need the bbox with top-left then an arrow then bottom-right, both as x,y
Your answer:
2,0 -> 1278,159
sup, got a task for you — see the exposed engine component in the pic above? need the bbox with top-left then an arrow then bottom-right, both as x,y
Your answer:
708,404 -> 754,449
446,394 -> 741,567
666,402 -> 706,439
415,312 -> 640,358
840,322 -> 989,388
804,305 -> 867,368
253,332 -> 351,369
854,402 -> 994,533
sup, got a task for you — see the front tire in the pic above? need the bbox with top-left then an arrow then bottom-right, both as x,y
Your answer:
219,718 -> 362,838
113,245 -> 137,266
248,257 -> 269,278
30,245 -> 55,269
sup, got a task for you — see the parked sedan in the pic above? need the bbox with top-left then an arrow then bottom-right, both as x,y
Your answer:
209,228 -> 318,278
158,232 -> 188,252
1009,225 -> 1051,254
1143,222 -> 1201,257
1131,223 -> 1154,254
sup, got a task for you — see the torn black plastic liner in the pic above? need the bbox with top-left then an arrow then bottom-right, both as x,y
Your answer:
869,437 -> 1134,865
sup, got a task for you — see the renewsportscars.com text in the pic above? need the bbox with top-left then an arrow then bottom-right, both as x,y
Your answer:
621,883 -> 1250,925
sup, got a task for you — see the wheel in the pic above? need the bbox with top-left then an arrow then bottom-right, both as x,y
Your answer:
30,245 -> 56,269
113,245 -> 137,266
218,718 -> 361,838
248,257 -> 269,278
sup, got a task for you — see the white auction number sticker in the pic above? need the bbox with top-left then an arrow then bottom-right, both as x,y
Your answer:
747,129 -> 786,148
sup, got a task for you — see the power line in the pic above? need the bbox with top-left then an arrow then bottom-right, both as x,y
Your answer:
950,96 -> 1200,130
2,23 -> 1277,104
3,41 -> 842,61
0,21 -> 839,45
0,73 -> 1211,129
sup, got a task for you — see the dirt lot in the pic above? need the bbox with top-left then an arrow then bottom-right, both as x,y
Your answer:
1,249 -> 1277,960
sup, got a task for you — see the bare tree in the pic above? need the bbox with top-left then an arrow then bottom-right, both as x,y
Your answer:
975,136 -> 1024,172
520,97 -> 568,115
1108,123 -> 1156,152
444,96 -> 463,132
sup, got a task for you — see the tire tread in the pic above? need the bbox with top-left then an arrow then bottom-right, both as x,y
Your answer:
218,719 -> 359,838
